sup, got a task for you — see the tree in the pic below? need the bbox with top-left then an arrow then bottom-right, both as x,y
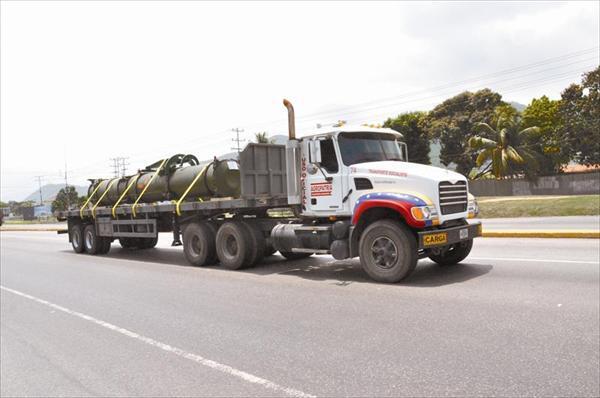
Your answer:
51,186 -> 81,213
521,95 -> 566,174
558,66 -> 600,165
468,116 -> 540,179
254,132 -> 274,144
383,112 -> 430,164
425,89 -> 506,175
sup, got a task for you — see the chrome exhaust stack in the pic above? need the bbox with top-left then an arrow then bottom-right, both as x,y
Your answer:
283,99 -> 296,140
283,99 -> 301,205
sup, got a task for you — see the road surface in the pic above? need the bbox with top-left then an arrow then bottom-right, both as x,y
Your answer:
1,232 -> 599,397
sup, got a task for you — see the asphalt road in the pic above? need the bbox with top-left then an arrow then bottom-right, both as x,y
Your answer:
1,232 -> 599,397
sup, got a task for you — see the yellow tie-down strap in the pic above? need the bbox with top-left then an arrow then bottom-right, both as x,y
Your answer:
132,158 -> 168,218
175,164 -> 208,216
91,179 -> 117,218
111,177 -> 137,218
79,181 -> 104,218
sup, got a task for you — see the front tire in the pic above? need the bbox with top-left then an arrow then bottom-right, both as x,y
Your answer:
428,239 -> 473,266
358,220 -> 417,283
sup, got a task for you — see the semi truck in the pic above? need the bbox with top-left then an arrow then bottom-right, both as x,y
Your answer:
57,100 -> 481,283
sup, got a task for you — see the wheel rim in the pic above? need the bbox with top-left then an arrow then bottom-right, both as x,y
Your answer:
190,235 -> 202,256
224,234 -> 238,258
370,236 -> 398,269
85,230 -> 93,249
73,231 -> 80,248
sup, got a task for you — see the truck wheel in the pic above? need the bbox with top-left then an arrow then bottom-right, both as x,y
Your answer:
183,222 -> 217,266
279,251 -> 312,260
70,224 -> 85,253
215,221 -> 251,270
359,220 -> 417,283
242,222 -> 266,267
83,224 -> 101,255
428,239 -> 473,266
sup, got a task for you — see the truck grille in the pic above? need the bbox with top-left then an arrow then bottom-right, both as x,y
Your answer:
438,181 -> 468,215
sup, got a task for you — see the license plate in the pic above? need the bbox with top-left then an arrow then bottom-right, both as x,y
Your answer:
459,228 -> 469,240
423,232 -> 447,246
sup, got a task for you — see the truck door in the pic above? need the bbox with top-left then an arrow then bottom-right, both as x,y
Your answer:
304,137 -> 345,216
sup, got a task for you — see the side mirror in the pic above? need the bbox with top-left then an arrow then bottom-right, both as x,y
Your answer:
309,140 -> 322,164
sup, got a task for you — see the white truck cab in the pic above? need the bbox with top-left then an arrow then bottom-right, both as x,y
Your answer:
296,126 -> 478,225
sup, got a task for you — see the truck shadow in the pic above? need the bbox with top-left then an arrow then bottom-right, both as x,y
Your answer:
80,246 -> 492,288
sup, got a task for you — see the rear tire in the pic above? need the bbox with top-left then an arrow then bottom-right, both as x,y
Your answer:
216,221 -> 251,270
83,224 -> 101,255
279,251 -> 312,260
183,222 -> 217,266
428,239 -> 473,266
358,220 -> 417,283
242,222 -> 266,267
70,224 -> 85,253
119,238 -> 137,249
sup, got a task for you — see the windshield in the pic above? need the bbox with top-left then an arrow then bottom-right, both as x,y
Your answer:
338,132 -> 405,166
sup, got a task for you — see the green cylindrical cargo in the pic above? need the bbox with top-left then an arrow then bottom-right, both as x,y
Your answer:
87,155 -> 240,207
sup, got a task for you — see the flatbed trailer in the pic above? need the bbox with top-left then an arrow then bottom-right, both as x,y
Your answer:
58,100 -> 482,283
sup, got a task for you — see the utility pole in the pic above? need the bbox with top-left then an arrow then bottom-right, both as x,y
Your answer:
110,157 -> 129,177
34,176 -> 43,205
231,128 -> 245,153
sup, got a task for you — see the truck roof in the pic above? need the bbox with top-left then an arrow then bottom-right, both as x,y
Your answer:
299,125 -> 403,140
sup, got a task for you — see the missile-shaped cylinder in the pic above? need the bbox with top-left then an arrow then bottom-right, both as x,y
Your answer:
87,155 -> 240,207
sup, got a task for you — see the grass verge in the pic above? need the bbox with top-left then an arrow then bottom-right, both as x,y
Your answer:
478,195 -> 599,218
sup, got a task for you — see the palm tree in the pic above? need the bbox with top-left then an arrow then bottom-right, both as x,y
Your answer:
254,132 -> 273,144
469,117 -> 540,179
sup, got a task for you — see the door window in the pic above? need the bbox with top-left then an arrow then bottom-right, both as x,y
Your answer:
319,139 -> 339,174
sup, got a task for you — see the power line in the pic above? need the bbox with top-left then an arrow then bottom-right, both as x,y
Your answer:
231,128 -> 246,153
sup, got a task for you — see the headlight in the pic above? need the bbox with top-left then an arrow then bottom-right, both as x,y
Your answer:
468,198 -> 479,217
411,205 -> 439,221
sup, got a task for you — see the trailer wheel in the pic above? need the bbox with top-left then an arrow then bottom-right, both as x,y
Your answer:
70,224 -> 85,253
358,220 -> 417,283
83,224 -> 101,255
183,222 -> 217,266
242,222 -> 266,267
428,239 -> 473,266
215,221 -> 251,270
279,251 -> 312,260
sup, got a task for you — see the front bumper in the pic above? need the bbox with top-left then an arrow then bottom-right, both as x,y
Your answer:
417,222 -> 482,249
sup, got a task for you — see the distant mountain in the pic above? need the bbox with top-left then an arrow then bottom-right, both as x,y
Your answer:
509,101 -> 527,112
23,184 -> 88,203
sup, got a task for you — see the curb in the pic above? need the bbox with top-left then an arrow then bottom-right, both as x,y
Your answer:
482,231 -> 600,239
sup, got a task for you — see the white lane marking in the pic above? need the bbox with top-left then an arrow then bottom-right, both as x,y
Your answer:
469,256 -> 598,265
0,285 -> 315,398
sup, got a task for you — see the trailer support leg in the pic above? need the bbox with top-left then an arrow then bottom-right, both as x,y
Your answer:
171,217 -> 182,246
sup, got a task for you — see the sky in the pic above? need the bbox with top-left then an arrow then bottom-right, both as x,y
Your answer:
1,1 -> 599,201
